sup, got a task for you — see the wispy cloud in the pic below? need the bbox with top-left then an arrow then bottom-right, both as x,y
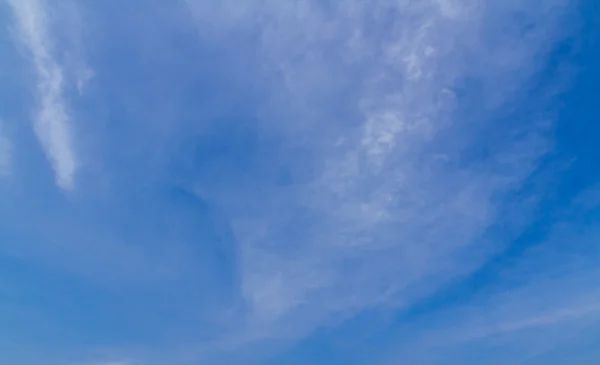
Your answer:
7,0 -> 79,190
462,304 -> 600,341
184,0 -> 572,344
370,187 -> 600,364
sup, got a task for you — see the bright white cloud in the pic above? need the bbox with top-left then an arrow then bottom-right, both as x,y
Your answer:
184,0 -> 572,344
6,0 -> 79,190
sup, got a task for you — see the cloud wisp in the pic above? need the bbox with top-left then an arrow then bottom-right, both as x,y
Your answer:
181,0 -> 573,347
7,0 -> 80,190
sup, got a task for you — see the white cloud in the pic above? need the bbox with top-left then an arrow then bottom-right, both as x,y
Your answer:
6,0 -> 80,190
183,0 -> 573,345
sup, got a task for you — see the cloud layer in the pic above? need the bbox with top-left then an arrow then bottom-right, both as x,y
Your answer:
2,1 -> 596,365
182,0 -> 572,345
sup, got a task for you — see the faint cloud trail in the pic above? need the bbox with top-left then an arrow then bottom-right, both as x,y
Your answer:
7,0 -> 78,190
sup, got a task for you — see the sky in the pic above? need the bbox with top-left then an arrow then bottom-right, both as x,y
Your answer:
0,0 -> 600,364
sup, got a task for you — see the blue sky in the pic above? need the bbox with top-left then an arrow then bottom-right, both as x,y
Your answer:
1,0 -> 600,364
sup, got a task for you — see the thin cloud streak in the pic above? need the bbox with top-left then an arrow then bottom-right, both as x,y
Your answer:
7,0 -> 77,190
474,305 -> 600,339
